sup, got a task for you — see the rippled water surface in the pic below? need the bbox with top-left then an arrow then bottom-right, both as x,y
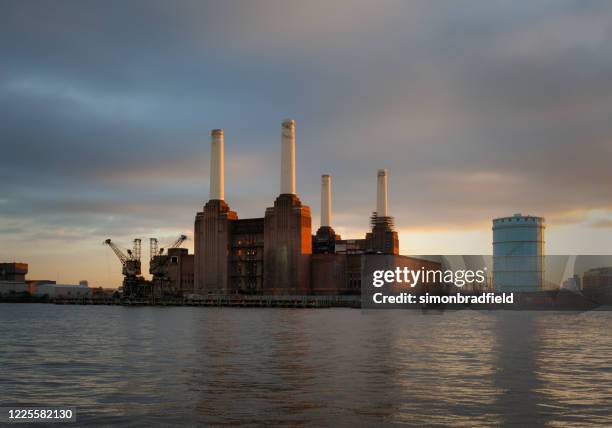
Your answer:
1,304 -> 611,426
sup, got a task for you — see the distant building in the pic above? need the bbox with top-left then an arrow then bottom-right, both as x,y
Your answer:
32,283 -> 91,299
561,274 -> 581,292
493,213 -> 545,292
0,281 -> 28,295
582,267 -> 612,305
0,263 -> 28,281
0,263 -> 29,295
0,262 -> 92,299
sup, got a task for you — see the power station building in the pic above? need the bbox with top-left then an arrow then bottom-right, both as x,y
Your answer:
192,119 -> 438,296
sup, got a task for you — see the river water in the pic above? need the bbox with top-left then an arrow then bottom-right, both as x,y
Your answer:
1,304 -> 611,426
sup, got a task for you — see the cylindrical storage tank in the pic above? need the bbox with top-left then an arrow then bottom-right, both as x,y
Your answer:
493,213 -> 545,292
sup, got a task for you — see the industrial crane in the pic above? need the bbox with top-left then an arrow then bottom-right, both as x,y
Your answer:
149,234 -> 187,259
103,238 -> 148,299
149,235 -> 188,295
104,238 -> 142,277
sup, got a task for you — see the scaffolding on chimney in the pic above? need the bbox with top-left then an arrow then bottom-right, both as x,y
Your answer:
370,212 -> 395,230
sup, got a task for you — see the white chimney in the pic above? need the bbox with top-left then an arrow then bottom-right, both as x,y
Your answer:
210,129 -> 224,200
321,174 -> 331,227
377,169 -> 388,217
281,119 -> 296,195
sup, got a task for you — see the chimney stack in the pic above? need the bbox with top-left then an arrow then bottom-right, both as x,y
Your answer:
321,174 -> 332,227
209,129 -> 224,201
281,119 -> 296,195
376,169 -> 388,217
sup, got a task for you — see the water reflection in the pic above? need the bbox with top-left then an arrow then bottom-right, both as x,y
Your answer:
492,312 -> 547,426
1,304 -> 611,426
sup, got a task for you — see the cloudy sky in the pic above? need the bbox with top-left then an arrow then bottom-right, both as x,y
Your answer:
1,0 -> 611,286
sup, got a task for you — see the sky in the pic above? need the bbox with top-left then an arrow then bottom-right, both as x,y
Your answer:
1,0 -> 611,287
